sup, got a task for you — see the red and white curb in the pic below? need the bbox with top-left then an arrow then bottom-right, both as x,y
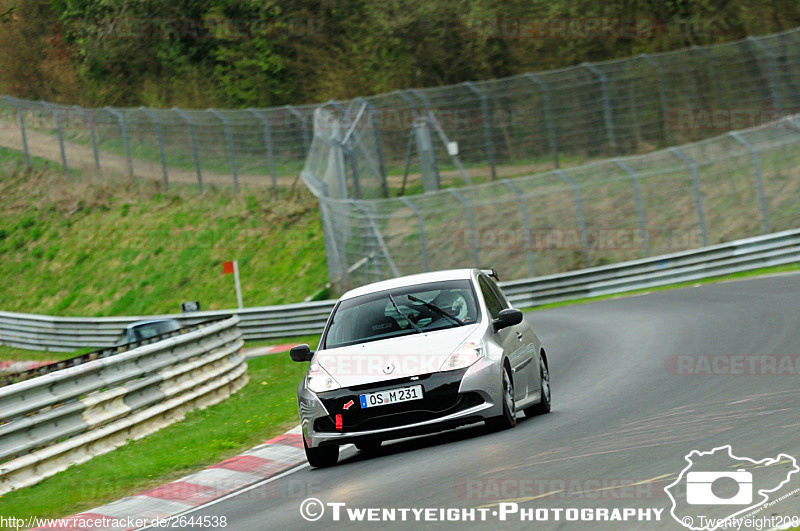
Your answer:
242,344 -> 301,359
40,426 -> 306,530
0,360 -> 51,374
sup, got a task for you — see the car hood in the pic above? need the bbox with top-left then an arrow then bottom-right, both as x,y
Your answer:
314,324 -> 479,388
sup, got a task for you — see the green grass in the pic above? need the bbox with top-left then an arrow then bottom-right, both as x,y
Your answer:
0,147 -> 328,317
0,345 -> 94,362
0,353 -> 309,523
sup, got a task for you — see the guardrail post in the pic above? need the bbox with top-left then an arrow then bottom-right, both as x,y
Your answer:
638,54 -> 672,146
448,189 -> 481,267
669,147 -> 709,246
247,108 -> 278,196
501,179 -> 537,276
399,197 -> 430,271
612,159 -> 650,256
747,36 -> 783,112
462,81 -> 496,180
173,108 -> 203,192
554,170 -> 590,267
209,109 -> 240,192
140,107 -> 169,189
582,63 -> 617,152
76,105 -> 101,175
523,73 -> 559,168
284,105 -> 311,153
41,101 -> 68,176
104,107 -> 133,178
728,132 -> 770,234
4,97 -> 32,169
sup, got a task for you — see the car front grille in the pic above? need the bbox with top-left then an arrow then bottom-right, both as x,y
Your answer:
313,369 -> 483,433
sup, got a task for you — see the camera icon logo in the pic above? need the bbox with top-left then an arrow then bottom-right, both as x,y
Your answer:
686,469 -> 753,505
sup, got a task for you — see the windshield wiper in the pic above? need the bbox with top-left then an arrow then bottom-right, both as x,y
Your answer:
388,293 -> 423,334
406,294 -> 464,326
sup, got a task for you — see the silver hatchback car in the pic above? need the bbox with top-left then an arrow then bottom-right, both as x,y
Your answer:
290,268 -> 551,467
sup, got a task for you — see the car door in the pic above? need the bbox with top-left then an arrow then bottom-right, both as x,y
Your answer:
481,275 -> 538,401
479,275 -> 525,402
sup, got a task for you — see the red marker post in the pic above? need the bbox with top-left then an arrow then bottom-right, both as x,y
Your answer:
222,260 -> 243,309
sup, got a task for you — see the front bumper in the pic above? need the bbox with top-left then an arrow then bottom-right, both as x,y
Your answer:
297,359 -> 504,448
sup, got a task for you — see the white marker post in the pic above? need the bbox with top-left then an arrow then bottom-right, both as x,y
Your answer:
223,260 -> 243,309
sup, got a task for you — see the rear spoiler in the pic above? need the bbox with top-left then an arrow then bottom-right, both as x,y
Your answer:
481,268 -> 499,281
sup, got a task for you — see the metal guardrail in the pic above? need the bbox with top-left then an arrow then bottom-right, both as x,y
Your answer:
0,315 -> 245,495
0,300 -> 334,352
1,229 -> 797,355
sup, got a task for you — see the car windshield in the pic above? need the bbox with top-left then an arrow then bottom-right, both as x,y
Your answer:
131,320 -> 179,341
323,280 -> 479,349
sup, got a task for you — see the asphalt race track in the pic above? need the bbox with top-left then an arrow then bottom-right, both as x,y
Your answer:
169,273 -> 800,530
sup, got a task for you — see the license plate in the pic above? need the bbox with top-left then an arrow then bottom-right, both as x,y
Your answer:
359,385 -> 423,409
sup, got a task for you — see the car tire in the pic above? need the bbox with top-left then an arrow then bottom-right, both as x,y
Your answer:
486,365 -> 516,431
355,440 -> 382,452
303,437 -> 339,468
524,357 -> 551,417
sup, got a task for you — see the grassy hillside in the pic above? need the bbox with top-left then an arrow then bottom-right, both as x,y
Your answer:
0,147 -> 328,317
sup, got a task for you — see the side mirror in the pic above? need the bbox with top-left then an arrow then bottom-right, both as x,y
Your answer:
493,308 -> 523,332
290,344 -> 313,362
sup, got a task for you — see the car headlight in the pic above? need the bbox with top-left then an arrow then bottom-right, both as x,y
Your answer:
307,362 -> 341,393
440,339 -> 484,371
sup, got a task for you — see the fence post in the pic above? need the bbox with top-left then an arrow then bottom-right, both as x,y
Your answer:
669,147 -> 709,246
638,54 -> 672,146
399,197 -> 430,272
728,132 -> 770,234
581,63 -> 617,152
523,73 -> 559,169
462,81 -> 496,180
247,108 -> 277,196
209,109 -> 240,192
747,36 -> 783,112
140,107 -> 169,189
353,201 -> 399,279
353,97 -> 389,197
173,108 -> 203,192
690,45 -> 725,109
76,105 -> 101,175
104,107 -> 133,178
409,88 -> 472,186
41,101 -> 68,177
612,159 -> 650,256
284,105 -> 311,154
448,189 -> 480,267
4,97 -> 31,169
554,170 -> 589,267
501,179 -> 537,277
396,90 -> 420,194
